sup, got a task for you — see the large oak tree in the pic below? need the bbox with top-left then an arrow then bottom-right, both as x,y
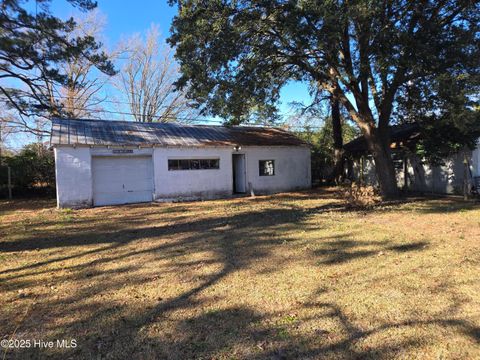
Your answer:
168,0 -> 480,199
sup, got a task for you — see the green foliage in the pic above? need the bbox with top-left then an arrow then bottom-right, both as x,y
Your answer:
168,0 -> 479,125
397,71 -> 480,165
231,103 -> 281,126
416,115 -> 480,166
297,121 -> 358,162
168,0 -> 479,196
295,120 -> 358,181
0,0 -> 115,120
0,143 -> 55,197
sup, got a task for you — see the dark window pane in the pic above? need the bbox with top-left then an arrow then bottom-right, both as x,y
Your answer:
190,160 -> 200,169
210,159 -> 219,169
168,159 -> 179,170
168,158 -> 220,171
179,160 -> 190,170
259,160 -> 275,176
201,159 -> 214,169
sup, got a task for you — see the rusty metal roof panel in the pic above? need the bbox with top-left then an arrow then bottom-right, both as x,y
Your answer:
60,121 -> 69,145
344,123 -> 421,154
50,121 -> 61,146
168,124 -> 196,146
50,118 -> 308,147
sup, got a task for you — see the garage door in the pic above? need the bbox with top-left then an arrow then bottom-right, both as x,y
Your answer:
92,156 -> 154,206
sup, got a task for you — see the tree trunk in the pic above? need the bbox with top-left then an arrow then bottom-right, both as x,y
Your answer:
330,96 -> 344,184
363,126 -> 399,199
328,82 -> 398,198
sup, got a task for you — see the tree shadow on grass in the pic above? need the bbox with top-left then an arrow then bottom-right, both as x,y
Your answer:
0,208 -> 283,252
0,192 -> 477,359
0,198 -> 56,214
411,199 -> 480,214
0,198 -> 349,255
313,239 -> 429,265
2,220 -> 272,358
256,301 -> 480,360
13,297 -> 478,359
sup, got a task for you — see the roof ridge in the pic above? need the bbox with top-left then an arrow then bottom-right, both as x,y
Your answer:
50,118 -> 289,131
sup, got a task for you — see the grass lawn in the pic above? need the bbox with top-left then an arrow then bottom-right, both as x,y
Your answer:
1,189 -> 479,359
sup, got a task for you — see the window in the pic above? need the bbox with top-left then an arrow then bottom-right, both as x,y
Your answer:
168,159 -> 220,171
259,160 -> 275,176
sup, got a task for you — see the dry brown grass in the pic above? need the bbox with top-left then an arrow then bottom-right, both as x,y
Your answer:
0,189 -> 479,359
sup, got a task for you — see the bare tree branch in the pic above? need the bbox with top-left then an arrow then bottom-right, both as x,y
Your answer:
115,25 -> 198,123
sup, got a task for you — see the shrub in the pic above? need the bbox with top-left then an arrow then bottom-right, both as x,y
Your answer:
0,143 -> 55,198
338,182 -> 381,208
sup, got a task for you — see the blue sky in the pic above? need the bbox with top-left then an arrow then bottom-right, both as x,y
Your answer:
50,0 -> 313,115
7,1 -> 313,149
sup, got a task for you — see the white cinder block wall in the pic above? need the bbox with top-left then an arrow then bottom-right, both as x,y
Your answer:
54,145 -> 311,208
153,147 -> 233,201
54,146 -> 93,208
242,146 -> 311,193
473,145 -> 480,177
154,146 -> 311,200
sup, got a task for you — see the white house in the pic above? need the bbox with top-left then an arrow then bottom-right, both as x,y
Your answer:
50,119 -> 311,208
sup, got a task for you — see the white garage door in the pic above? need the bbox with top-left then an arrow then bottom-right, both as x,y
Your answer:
92,156 -> 154,206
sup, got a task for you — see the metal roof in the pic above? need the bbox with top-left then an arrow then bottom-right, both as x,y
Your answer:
50,118 -> 308,147
344,123 -> 421,154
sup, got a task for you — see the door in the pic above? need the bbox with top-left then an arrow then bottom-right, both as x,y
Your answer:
232,154 -> 246,193
92,156 -> 154,206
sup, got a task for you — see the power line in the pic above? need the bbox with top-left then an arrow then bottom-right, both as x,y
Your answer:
10,93 -> 176,108
0,99 -> 326,130
2,92 -> 222,112
0,98 -> 221,123
0,94 -> 208,118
